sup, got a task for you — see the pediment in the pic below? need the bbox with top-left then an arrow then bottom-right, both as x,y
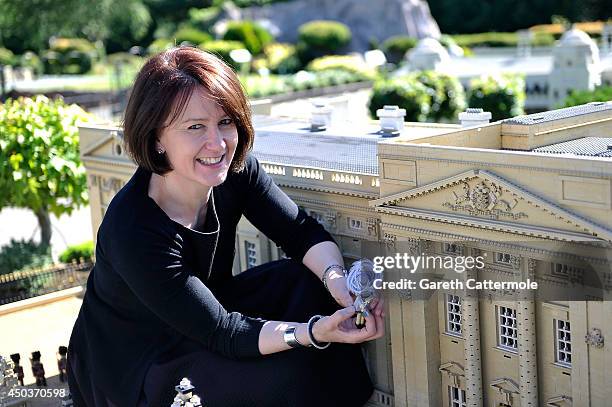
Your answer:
439,361 -> 464,376
80,127 -> 133,166
370,169 -> 612,242
490,377 -> 520,394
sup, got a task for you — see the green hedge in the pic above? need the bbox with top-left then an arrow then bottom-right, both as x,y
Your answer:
561,86 -> 612,108
173,26 -> 212,46
200,40 -> 245,70
262,43 -> 301,74
467,74 -> 525,121
297,20 -> 352,63
0,239 -> 52,275
223,20 -> 272,55
368,72 -> 466,123
42,38 -> 97,75
306,55 -> 376,80
414,71 -> 466,122
368,77 -> 431,122
0,47 -> 15,65
18,51 -> 43,75
243,69 -> 368,99
59,241 -> 94,264
450,32 -> 555,48
381,36 -> 417,64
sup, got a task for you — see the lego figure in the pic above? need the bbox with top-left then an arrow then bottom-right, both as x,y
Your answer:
30,351 -> 47,387
170,378 -> 203,407
9,354 -> 24,386
57,346 -> 68,383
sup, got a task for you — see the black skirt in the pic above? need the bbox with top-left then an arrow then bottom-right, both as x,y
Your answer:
71,259 -> 373,406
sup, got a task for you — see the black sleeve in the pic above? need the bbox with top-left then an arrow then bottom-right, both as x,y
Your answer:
240,154 -> 335,260
107,225 -> 265,359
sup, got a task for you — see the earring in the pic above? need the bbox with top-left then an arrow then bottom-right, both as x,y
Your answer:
157,148 -> 165,154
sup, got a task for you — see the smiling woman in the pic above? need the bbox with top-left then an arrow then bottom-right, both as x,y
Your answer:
66,47 -> 383,407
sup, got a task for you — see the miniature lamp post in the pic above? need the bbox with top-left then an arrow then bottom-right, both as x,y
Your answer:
376,105 -> 406,137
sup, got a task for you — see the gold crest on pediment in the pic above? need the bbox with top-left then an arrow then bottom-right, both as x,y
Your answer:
442,180 -> 528,220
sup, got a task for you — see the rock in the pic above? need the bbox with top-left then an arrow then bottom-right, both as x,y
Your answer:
224,0 -> 441,53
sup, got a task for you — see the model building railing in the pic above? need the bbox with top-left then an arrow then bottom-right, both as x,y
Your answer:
0,262 -> 92,305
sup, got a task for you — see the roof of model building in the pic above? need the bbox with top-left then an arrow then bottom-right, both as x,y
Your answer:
503,101 -> 612,125
250,115 -> 456,175
532,137 -> 612,157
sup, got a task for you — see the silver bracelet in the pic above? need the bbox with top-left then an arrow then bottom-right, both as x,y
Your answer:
322,264 -> 346,291
283,326 -> 309,348
307,315 -> 331,349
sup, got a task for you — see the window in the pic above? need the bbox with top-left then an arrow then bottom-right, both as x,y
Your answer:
245,241 -> 258,268
497,306 -> 518,351
555,319 -> 571,367
443,243 -> 460,255
308,210 -> 325,224
552,263 -> 584,284
348,217 -> 363,230
495,252 -> 512,265
446,294 -> 462,336
449,386 -> 466,407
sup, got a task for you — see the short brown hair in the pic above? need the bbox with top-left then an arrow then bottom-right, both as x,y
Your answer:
123,47 -> 254,175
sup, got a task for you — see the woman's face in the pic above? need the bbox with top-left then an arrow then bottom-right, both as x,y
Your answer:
157,86 -> 238,189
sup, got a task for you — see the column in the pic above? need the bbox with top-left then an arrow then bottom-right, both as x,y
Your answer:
462,248 -> 483,407
517,257 -> 538,406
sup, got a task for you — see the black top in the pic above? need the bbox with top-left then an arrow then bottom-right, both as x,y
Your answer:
68,154 -> 333,406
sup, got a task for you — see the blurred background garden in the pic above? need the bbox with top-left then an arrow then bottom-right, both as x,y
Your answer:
0,0 -> 611,333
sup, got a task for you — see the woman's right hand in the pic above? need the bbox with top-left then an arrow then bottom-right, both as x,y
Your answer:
311,297 -> 385,344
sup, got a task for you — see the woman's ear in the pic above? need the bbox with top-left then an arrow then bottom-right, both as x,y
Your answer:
155,140 -> 165,155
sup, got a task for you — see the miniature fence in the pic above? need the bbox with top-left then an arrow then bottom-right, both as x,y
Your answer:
0,262 -> 92,305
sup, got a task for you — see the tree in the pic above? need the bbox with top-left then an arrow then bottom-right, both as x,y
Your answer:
0,96 -> 91,247
0,0 -> 152,54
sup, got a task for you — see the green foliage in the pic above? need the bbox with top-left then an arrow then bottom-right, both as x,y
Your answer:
104,0 -> 153,53
43,38 -> 97,75
427,0 -> 607,35
173,26 -> 212,46
306,55 -> 376,80
200,40 -> 245,70
0,239 -> 52,276
380,36 -> 417,64
414,71 -> 466,122
229,0 -> 291,6
222,20 -> 272,55
450,31 -> 555,48
0,47 -> 15,65
262,43 -> 301,74
0,0 -> 152,54
242,70 -> 368,98
148,38 -> 175,55
467,74 -> 525,121
187,7 -> 222,33
59,241 -> 94,264
17,52 -> 44,75
561,86 -> 612,108
297,20 -> 352,63
368,77 -> 431,122
0,96 -> 91,220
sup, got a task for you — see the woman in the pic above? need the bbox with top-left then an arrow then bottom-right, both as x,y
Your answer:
67,47 -> 384,406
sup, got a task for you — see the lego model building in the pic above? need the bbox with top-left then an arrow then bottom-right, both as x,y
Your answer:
79,101 -> 612,407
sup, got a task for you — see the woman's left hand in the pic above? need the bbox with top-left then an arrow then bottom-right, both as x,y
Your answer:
326,274 -> 354,307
